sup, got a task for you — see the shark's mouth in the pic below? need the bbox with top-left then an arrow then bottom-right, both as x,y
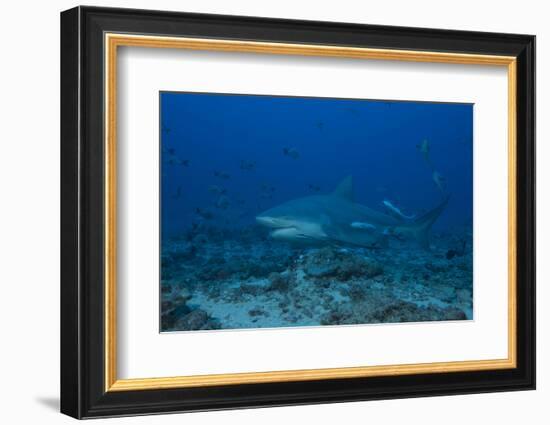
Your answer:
255,216 -> 294,229
257,216 -> 328,242
270,227 -> 313,239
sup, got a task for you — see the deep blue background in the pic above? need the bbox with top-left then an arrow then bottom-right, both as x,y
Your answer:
160,92 -> 473,238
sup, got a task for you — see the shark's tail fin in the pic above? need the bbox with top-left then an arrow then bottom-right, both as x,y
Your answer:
412,195 -> 450,249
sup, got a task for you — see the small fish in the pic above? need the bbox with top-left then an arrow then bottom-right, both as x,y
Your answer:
382,199 -> 415,220
195,207 -> 214,220
190,222 -> 200,231
208,185 -> 227,195
351,222 -> 376,230
308,184 -> 321,192
416,139 -> 431,164
345,107 -> 359,117
446,249 -> 458,260
162,124 -> 171,133
165,151 -> 185,166
216,195 -> 230,210
236,198 -> 246,206
214,170 -> 230,180
260,183 -> 276,193
316,121 -> 324,131
240,160 -> 256,171
172,186 -> 182,199
283,147 -> 300,159
432,171 -> 446,193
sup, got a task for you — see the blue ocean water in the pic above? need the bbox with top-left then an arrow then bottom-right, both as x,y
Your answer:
160,92 -> 473,332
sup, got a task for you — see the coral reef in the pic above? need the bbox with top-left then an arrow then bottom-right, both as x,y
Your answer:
302,247 -> 383,280
160,225 -> 473,332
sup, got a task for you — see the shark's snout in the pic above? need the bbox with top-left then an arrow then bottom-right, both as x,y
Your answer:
256,216 -> 286,228
256,216 -> 271,226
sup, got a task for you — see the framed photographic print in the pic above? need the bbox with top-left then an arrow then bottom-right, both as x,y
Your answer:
60,6 -> 535,419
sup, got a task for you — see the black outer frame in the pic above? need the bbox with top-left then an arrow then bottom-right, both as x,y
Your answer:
60,6 -> 535,419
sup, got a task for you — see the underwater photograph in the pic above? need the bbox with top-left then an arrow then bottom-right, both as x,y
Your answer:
160,92 -> 473,332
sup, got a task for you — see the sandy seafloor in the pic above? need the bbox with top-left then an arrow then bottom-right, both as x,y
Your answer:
160,226 -> 473,332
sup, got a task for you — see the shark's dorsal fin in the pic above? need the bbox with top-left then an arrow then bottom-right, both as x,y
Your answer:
332,176 -> 354,201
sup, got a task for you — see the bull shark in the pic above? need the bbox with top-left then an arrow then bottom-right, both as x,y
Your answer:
256,176 -> 449,249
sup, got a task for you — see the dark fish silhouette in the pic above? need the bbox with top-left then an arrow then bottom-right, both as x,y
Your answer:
240,160 -> 256,171
168,158 -> 186,166
446,239 -> 467,259
164,148 -> 189,167
345,107 -> 359,116
283,147 -> 299,159
172,186 -> 182,199
214,170 -> 231,180
162,124 -> 171,133
316,121 -> 324,131
208,185 -> 227,195
195,207 -> 214,220
308,184 -> 321,192
216,195 -> 230,210
260,183 -> 276,193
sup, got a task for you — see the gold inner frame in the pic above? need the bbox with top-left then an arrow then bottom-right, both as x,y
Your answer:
104,33 -> 517,392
